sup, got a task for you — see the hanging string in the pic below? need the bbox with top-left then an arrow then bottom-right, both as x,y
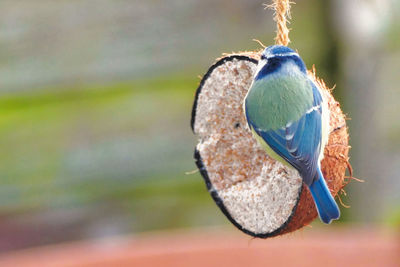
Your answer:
265,0 -> 292,46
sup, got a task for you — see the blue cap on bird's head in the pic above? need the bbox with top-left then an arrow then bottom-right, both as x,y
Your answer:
255,45 -> 307,80
262,45 -> 297,59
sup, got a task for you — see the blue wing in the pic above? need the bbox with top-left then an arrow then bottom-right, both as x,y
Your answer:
253,82 -> 323,185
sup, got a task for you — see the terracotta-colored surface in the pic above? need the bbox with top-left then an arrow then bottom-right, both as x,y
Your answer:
0,227 -> 398,267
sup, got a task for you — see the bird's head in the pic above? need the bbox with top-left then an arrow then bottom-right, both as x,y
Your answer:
254,45 -> 307,80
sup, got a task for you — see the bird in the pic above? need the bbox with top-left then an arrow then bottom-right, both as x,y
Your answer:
243,45 -> 340,224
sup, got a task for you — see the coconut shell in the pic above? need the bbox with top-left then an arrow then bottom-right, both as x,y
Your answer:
191,51 -> 350,238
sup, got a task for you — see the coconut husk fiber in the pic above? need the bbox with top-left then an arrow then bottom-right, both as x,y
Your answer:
191,51 -> 350,238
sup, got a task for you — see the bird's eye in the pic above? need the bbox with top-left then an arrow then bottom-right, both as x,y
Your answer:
260,55 -> 266,60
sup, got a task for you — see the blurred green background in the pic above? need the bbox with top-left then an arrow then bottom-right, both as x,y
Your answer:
0,0 -> 399,252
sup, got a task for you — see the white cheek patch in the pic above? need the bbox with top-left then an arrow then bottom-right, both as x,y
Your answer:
254,59 -> 267,78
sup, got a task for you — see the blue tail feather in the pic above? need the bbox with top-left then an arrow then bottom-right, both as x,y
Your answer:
309,169 -> 340,224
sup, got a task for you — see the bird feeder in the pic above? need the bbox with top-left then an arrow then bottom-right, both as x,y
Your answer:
191,0 -> 352,238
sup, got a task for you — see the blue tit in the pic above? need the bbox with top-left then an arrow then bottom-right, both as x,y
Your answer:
243,45 -> 340,224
